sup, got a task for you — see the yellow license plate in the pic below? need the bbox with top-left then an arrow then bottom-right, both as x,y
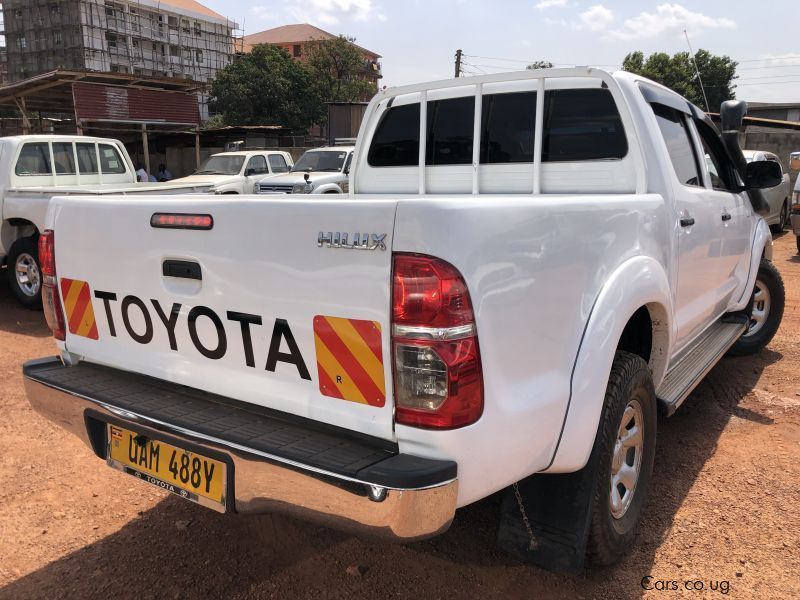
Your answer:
107,425 -> 227,511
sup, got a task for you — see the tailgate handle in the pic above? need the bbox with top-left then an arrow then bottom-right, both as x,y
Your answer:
162,260 -> 202,280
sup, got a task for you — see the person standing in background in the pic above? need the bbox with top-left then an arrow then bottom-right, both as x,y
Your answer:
157,164 -> 174,182
135,165 -> 148,182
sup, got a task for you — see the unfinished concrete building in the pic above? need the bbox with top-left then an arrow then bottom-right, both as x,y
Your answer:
0,0 -> 239,84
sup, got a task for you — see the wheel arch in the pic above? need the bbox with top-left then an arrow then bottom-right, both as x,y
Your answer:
544,255 -> 673,474
2,218 -> 39,258
731,217 -> 772,312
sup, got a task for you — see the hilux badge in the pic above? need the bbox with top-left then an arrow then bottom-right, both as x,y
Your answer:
317,232 -> 387,251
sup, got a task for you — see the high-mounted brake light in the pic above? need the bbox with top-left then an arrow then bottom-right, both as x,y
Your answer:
392,254 -> 483,429
39,230 -> 66,341
150,213 -> 213,230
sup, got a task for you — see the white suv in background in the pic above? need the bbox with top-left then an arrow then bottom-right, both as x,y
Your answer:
171,151 -> 294,194
255,146 -> 354,195
742,150 -> 791,232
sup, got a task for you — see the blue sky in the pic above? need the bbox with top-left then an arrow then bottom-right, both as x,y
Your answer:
200,0 -> 800,104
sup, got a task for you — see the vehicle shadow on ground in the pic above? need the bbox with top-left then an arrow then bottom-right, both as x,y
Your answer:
0,267 -> 51,338
0,350 -> 779,599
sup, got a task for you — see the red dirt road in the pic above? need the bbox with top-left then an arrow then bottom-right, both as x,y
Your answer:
1,234 -> 799,599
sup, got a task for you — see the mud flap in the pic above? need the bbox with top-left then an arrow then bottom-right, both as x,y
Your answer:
497,440 -> 602,573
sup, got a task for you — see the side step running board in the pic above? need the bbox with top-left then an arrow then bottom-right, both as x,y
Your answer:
656,319 -> 747,416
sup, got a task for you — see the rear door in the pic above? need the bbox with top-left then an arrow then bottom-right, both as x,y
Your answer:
52,195 -> 399,441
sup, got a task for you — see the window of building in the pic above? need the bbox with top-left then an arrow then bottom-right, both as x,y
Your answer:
426,97 -> 475,165
541,88 -> 627,162
168,16 -> 178,30
169,45 -> 179,57
293,44 -> 302,58
367,103 -> 421,167
16,36 -> 27,50
269,154 -> 289,173
15,143 -> 52,176
196,50 -> 204,64
49,3 -> 60,15
99,145 -> 126,174
194,22 -> 202,36
54,31 -> 63,46
105,32 -> 117,49
652,103 -> 702,187
52,143 -> 76,175
181,19 -> 190,33
76,143 -> 99,174
183,47 -> 192,61
481,92 -> 536,164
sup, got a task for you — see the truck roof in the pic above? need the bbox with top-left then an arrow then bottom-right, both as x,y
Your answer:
0,135 -> 125,145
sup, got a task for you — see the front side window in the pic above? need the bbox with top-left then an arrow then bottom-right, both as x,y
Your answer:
268,154 -> 289,173
652,104 -> 702,187
99,144 -> 127,174
695,119 -> 736,192
542,88 -> 627,162
481,92 -> 536,164
246,155 -> 268,175
52,142 -> 76,175
367,103 -> 420,167
15,143 -> 51,175
426,96 -> 475,166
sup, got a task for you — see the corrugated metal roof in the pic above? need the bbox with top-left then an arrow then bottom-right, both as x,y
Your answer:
73,82 -> 200,125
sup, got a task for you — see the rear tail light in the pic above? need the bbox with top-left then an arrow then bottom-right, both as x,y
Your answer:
39,230 -> 66,341
792,191 -> 800,212
392,254 -> 483,429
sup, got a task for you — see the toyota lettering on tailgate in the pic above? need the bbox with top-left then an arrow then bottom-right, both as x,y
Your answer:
92,291 -> 312,380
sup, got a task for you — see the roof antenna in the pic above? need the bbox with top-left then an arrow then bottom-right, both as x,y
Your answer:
684,29 -> 710,112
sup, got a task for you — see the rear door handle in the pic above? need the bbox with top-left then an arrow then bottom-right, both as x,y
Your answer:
680,217 -> 695,227
721,212 -> 732,222
163,260 -> 202,280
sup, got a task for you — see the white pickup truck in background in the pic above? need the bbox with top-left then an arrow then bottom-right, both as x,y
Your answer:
256,146 -> 353,194
169,150 -> 295,195
23,68 -> 785,573
0,135 -> 213,308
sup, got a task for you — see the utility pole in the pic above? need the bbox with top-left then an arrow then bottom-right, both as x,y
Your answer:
455,49 -> 463,77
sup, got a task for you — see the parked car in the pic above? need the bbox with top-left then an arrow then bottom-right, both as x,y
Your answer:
170,151 -> 294,195
742,150 -> 791,232
0,135 -> 213,308
256,146 -> 353,194
790,175 -> 800,254
23,68 -> 785,573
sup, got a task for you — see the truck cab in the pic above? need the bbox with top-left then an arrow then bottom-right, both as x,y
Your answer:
170,150 -> 294,195
256,146 -> 353,195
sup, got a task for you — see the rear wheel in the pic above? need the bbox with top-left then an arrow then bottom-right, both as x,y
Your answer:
7,236 -> 42,309
587,351 -> 657,566
772,201 -> 789,233
728,260 -> 785,356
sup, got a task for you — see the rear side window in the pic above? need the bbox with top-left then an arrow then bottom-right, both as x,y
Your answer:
15,142 -> 52,175
367,103 -> 420,167
99,144 -> 126,174
481,92 -> 536,164
542,89 -> 627,162
426,97 -> 475,165
652,104 -> 702,187
52,142 -> 76,175
76,143 -> 99,174
269,154 -> 289,173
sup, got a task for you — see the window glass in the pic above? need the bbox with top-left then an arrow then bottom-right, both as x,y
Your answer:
695,119 -> 736,191
367,103 -> 420,167
15,143 -> 51,175
99,144 -> 126,174
542,88 -> 627,162
268,154 -> 289,173
652,104 -> 702,187
52,142 -> 76,175
481,92 -> 536,164
76,143 -> 99,174
426,96 -> 474,165
246,155 -> 268,175
291,150 -> 347,172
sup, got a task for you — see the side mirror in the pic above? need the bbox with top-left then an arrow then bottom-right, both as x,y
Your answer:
745,160 -> 783,189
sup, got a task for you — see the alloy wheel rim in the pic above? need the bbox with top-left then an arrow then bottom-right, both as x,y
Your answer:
15,252 -> 41,297
610,398 -> 644,520
744,279 -> 771,338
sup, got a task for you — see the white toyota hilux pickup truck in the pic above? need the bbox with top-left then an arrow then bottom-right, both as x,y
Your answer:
23,68 -> 785,572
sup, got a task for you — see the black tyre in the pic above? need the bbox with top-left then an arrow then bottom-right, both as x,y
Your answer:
796,235 -> 800,255
7,236 -> 42,310
728,260 -> 785,356
587,351 -> 657,566
771,201 -> 789,234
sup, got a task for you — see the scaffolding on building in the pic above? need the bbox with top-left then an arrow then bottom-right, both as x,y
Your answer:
0,0 -> 243,85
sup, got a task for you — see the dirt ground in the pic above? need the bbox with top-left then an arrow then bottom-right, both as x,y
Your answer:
1,235 -> 799,600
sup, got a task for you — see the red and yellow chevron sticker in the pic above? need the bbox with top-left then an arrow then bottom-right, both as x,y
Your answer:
59,278 -> 99,340
313,316 -> 385,407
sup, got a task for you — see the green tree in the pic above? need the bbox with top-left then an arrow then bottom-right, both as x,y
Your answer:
209,44 -> 324,129
622,50 -> 737,112
526,60 -> 554,70
304,35 -> 376,104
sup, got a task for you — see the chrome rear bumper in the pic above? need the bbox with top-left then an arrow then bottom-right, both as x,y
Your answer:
23,357 -> 457,541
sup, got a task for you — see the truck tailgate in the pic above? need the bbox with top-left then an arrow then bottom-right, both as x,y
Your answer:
51,195 -> 398,441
